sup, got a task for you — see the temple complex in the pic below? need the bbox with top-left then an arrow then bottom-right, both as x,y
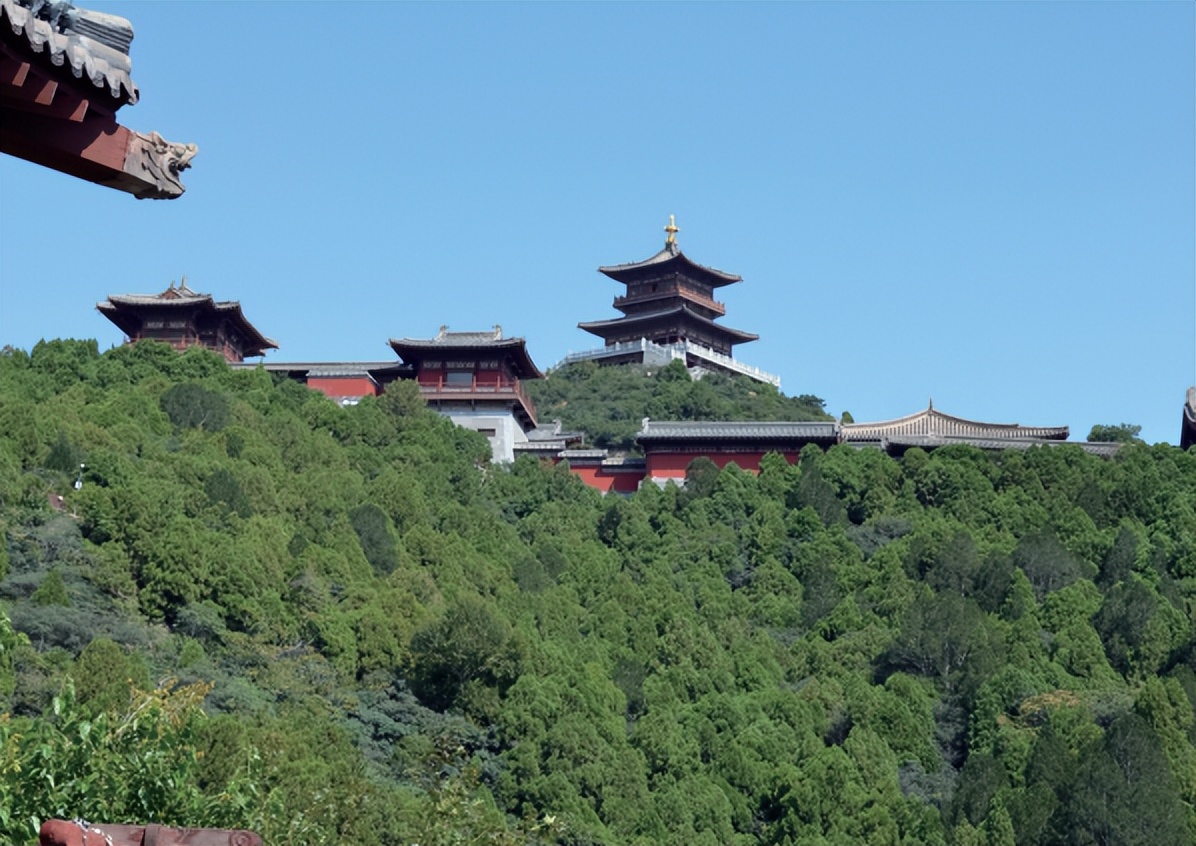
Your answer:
568,218 -> 780,387
97,281 -> 276,362
636,420 -> 839,483
1,0 -> 196,198
388,326 -> 543,463
548,406 -> 1121,492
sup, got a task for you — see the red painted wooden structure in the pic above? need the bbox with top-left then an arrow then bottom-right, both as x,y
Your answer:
39,819 -> 261,846
1,0 -> 196,198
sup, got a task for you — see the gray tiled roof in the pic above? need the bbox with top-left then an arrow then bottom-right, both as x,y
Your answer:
97,282 -> 278,351
578,304 -> 759,344
559,449 -> 611,460
1,0 -> 137,104
598,242 -> 742,288
391,325 -> 509,346
388,326 -> 543,379
304,367 -> 380,381
101,283 -> 216,308
842,405 -> 1068,442
638,420 -> 840,442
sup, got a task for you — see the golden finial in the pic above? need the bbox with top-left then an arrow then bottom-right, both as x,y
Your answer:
664,214 -> 679,245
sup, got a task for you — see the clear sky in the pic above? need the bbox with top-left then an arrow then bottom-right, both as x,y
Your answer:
2,1 -> 1193,445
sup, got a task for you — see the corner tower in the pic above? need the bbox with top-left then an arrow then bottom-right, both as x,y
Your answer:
97,280 -> 276,362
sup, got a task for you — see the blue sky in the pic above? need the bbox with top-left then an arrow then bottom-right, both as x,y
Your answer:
2,1 -> 1193,445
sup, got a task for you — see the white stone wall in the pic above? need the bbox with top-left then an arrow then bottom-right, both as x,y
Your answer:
441,409 -> 527,463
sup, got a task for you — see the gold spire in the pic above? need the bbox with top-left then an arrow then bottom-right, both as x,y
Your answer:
664,214 -> 679,245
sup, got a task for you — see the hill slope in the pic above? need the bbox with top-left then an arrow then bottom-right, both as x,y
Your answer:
2,340 -> 1195,846
524,359 -> 832,450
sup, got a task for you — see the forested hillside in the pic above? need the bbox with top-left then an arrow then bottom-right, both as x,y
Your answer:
524,360 -> 832,450
2,340 -> 1194,846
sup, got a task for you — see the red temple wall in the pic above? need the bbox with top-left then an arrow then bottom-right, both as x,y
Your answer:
566,464 -> 645,494
644,450 -> 803,478
307,376 -> 378,399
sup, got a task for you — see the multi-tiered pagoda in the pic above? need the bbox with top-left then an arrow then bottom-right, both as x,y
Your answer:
97,281 -> 276,362
569,218 -> 779,386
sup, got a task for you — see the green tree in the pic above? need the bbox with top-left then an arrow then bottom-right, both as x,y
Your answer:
160,382 -> 230,431
1087,423 -> 1143,444
409,594 -> 522,713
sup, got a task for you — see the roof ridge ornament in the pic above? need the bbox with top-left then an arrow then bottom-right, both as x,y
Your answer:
664,214 -> 679,249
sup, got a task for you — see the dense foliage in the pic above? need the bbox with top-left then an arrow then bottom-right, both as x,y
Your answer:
2,340 -> 1194,846
524,360 -> 831,450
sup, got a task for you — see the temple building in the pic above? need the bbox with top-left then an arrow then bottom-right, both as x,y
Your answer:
388,326 -> 543,463
841,403 -> 1121,458
1,0 -> 196,198
566,218 -> 780,387
245,360 -> 410,406
513,419 -> 585,461
97,280 -> 276,362
548,406 -> 1122,493
635,420 -> 839,484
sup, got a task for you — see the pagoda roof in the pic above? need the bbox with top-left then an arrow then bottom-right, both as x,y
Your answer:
599,241 -> 742,289
638,420 -> 839,446
97,281 -> 278,355
388,326 -> 543,379
842,403 -> 1069,443
578,304 -> 759,345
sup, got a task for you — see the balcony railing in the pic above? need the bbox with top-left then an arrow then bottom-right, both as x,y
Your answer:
418,379 -> 537,423
613,288 -> 725,315
563,339 -> 780,388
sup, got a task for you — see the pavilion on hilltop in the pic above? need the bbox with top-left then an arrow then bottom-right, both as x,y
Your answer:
567,217 -> 780,387
388,326 -> 543,463
97,280 -> 276,363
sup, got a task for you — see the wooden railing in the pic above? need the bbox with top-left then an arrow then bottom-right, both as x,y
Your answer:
613,287 -> 725,315
417,379 -> 537,422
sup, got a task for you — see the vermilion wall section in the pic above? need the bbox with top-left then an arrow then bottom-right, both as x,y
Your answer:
307,376 -> 378,398
566,464 -> 645,493
644,450 -> 803,478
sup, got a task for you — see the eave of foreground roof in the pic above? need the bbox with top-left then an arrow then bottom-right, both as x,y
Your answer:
1,0 -> 137,104
1,0 -> 197,198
